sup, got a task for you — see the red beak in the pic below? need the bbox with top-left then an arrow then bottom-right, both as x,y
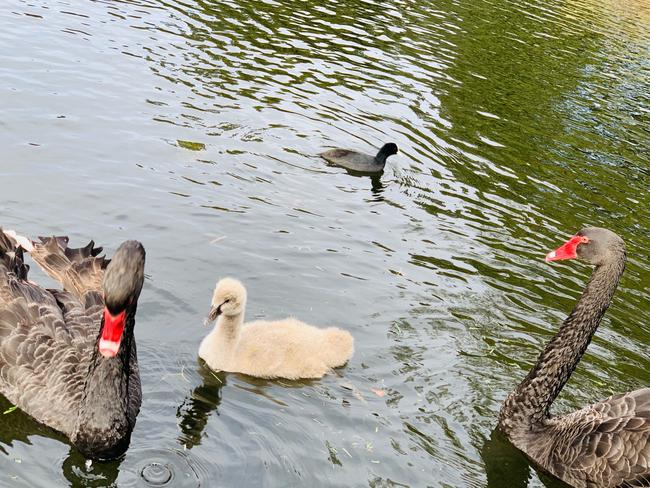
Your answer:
545,235 -> 587,262
99,308 -> 126,358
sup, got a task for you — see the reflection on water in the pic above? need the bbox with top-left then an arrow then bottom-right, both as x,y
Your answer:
177,365 -> 227,449
61,450 -> 121,488
0,0 -> 648,486
482,429 -> 533,488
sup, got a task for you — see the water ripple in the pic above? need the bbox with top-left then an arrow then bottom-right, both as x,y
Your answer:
0,0 -> 648,486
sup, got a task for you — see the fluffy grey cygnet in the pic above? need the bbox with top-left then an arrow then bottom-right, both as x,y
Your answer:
200,278 -> 354,380
320,142 -> 398,173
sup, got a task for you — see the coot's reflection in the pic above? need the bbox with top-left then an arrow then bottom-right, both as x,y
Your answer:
338,166 -> 387,196
369,173 -> 385,195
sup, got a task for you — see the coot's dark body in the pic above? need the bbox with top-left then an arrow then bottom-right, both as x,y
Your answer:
320,142 -> 398,173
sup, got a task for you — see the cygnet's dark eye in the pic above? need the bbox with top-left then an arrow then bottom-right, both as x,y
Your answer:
224,298 -> 231,303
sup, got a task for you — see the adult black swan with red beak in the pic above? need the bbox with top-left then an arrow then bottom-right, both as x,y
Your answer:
0,229 -> 145,460
498,227 -> 649,487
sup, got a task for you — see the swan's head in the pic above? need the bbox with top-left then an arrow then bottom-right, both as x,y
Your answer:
206,277 -> 247,323
545,227 -> 625,266
99,240 -> 146,358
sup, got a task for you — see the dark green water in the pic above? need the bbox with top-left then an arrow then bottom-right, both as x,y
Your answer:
0,0 -> 648,486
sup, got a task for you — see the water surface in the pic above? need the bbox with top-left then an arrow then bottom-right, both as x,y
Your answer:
0,0 -> 648,486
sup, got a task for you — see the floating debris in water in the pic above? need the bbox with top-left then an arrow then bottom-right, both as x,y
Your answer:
177,140 -> 206,151
209,235 -> 227,245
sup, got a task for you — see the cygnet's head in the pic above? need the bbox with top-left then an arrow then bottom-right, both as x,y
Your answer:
205,277 -> 247,324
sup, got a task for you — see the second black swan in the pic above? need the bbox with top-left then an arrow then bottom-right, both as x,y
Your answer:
499,227 -> 649,487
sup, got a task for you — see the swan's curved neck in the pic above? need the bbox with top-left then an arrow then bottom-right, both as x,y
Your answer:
499,252 -> 625,433
73,310 -> 137,458
215,312 -> 243,344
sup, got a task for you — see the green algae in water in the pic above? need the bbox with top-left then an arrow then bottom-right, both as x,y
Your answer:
177,139 -> 206,151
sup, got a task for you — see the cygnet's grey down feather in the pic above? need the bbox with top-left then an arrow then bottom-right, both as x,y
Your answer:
320,142 -> 398,173
0,229 -> 145,459
499,227 -> 650,487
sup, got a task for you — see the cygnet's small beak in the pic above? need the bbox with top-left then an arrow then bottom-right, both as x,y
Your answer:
204,304 -> 222,325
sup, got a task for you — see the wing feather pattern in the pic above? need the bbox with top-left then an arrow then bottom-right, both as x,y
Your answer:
542,389 -> 650,487
0,230 -> 105,437
30,235 -> 109,300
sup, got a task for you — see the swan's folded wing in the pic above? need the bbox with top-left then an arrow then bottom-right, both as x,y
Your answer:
553,389 -> 650,487
0,296 -> 89,436
0,230 -> 98,437
1,230 -> 58,311
48,288 -> 104,341
30,235 -> 109,300
0,231 -> 30,280
1,230 -> 103,335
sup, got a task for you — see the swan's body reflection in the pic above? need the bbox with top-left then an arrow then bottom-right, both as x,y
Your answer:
1,353 -> 207,487
61,449 -> 121,487
0,396 -> 64,455
482,428 -> 532,487
481,428 -> 571,488
1,393 -> 122,486
176,363 -> 227,449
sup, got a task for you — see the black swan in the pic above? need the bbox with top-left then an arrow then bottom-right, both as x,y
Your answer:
320,142 -> 398,173
0,229 -> 145,460
498,227 -> 649,487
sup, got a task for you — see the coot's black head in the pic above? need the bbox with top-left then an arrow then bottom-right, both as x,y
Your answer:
380,143 -> 398,156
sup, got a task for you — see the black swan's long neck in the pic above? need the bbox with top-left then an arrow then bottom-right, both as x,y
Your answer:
73,310 -> 137,458
499,252 -> 625,433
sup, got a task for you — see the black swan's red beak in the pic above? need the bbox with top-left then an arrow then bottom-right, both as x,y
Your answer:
99,308 -> 126,358
545,235 -> 589,262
